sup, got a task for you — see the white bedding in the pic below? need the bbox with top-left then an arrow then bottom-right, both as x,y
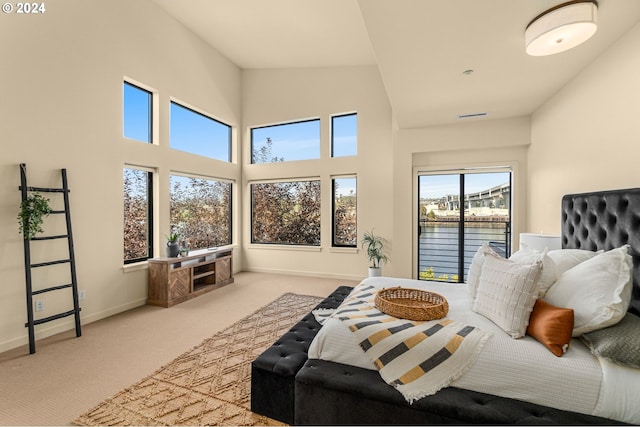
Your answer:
308,277 -> 640,424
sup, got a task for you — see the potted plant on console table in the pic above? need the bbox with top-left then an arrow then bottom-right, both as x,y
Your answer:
165,232 -> 179,258
361,230 -> 389,277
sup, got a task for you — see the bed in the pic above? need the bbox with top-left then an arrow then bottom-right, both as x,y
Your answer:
297,188 -> 640,425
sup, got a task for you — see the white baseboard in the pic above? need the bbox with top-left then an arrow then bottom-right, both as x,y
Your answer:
242,267 -> 364,282
0,297 -> 147,354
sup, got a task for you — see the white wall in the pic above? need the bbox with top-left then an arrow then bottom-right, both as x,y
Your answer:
393,117 -> 531,278
528,23 -> 640,233
0,1 -> 242,352
241,67 -> 393,280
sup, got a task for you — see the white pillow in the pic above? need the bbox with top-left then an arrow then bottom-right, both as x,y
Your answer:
509,246 -> 556,297
544,245 -> 633,337
467,244 -> 499,300
546,248 -> 601,278
472,253 -> 542,338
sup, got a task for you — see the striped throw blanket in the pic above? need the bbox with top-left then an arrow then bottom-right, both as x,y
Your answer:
315,284 -> 492,403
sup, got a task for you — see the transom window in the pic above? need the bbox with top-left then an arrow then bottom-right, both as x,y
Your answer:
170,101 -> 232,162
251,119 -> 320,164
331,113 -> 357,157
123,82 -> 152,143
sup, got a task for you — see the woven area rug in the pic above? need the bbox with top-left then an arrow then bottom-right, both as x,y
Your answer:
73,292 -> 323,426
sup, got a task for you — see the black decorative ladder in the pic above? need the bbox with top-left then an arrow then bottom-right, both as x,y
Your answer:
19,163 -> 81,354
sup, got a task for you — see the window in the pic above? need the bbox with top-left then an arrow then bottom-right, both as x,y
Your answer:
331,113 -> 357,157
123,167 -> 153,263
251,119 -> 320,164
417,171 -> 511,282
123,82 -> 152,143
332,176 -> 357,247
170,101 -> 231,162
170,174 -> 232,250
251,180 -> 321,245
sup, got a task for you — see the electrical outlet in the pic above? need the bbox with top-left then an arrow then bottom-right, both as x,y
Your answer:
35,300 -> 45,312
79,290 -> 86,300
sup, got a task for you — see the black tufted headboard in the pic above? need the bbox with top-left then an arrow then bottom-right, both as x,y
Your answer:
561,188 -> 640,316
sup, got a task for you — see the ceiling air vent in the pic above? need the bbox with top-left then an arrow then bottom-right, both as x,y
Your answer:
457,112 -> 488,119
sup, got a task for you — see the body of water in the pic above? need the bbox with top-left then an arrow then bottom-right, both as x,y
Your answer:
418,224 -> 509,280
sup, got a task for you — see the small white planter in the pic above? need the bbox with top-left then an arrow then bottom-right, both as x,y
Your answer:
368,267 -> 382,277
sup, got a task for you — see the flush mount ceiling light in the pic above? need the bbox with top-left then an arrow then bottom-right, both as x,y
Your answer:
525,0 -> 598,56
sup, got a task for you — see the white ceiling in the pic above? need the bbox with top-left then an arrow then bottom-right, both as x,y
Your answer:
152,0 -> 640,128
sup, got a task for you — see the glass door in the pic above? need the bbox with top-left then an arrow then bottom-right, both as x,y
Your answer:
418,171 -> 511,282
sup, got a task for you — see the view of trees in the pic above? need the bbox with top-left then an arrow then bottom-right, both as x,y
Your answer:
124,132 -> 359,258
333,180 -> 357,246
170,176 -> 231,250
251,180 -> 321,245
123,168 -> 150,262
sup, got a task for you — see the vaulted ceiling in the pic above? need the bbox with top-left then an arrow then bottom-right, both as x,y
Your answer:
152,0 -> 640,128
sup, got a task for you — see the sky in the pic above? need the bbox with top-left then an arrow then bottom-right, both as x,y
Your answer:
251,119 -> 320,162
124,83 -> 357,166
251,114 -> 357,163
419,172 -> 510,200
334,176 -> 356,198
123,83 -> 231,162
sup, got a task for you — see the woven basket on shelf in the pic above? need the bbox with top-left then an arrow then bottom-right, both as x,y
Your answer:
374,287 -> 449,321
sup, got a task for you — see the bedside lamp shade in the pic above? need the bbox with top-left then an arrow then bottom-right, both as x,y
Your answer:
520,233 -> 562,252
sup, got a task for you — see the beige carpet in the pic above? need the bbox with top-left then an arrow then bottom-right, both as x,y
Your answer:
73,292 -> 323,426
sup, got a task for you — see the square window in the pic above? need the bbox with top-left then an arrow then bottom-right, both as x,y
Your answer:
170,174 -> 232,249
251,180 -> 321,245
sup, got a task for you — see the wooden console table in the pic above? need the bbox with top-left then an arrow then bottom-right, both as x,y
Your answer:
147,248 -> 234,307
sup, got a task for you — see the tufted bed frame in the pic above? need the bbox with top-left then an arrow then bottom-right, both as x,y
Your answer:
561,188 -> 640,317
251,188 -> 640,425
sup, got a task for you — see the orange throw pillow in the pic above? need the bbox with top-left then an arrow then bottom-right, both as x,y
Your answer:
526,299 -> 574,357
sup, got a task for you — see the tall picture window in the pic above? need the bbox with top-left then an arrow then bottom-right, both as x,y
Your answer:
170,101 -> 232,162
170,174 -> 232,250
123,166 -> 153,263
251,180 -> 321,245
332,176 -> 357,247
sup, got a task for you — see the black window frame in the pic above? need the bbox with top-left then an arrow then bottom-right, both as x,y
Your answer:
123,167 -> 154,264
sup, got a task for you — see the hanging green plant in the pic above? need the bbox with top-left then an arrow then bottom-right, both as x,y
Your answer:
18,193 -> 52,239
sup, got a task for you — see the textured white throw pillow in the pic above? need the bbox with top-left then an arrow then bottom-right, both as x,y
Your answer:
467,244 -> 499,300
473,253 -> 542,338
544,245 -> 633,337
509,246 -> 556,297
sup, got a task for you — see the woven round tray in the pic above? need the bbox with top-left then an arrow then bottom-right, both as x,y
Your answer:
374,287 -> 449,321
